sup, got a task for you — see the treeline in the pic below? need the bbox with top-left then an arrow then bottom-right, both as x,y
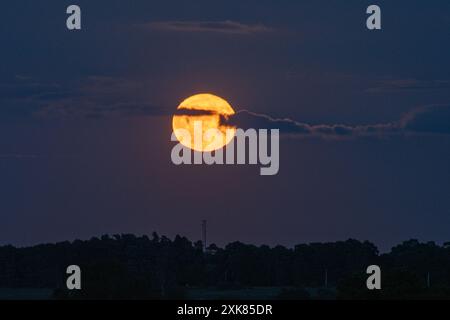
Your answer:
0,234 -> 450,299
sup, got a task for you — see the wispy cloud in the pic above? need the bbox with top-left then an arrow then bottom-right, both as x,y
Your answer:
0,76 -> 168,119
3,76 -> 450,139
224,104 -> 450,139
366,79 -> 450,93
400,104 -> 450,135
137,20 -> 274,35
0,154 -> 41,159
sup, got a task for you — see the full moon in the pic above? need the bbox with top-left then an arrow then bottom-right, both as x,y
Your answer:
172,93 -> 236,152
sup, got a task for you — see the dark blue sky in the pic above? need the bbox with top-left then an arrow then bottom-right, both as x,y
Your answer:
1,0 -> 450,251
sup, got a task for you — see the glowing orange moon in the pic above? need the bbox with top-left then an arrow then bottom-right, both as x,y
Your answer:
172,93 -> 236,152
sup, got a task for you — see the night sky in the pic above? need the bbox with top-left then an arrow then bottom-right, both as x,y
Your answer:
1,0 -> 450,251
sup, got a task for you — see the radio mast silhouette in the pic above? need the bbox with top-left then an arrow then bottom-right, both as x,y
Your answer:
202,220 -> 207,252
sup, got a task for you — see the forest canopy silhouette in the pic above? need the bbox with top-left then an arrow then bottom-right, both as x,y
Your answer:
1,234 -> 450,299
